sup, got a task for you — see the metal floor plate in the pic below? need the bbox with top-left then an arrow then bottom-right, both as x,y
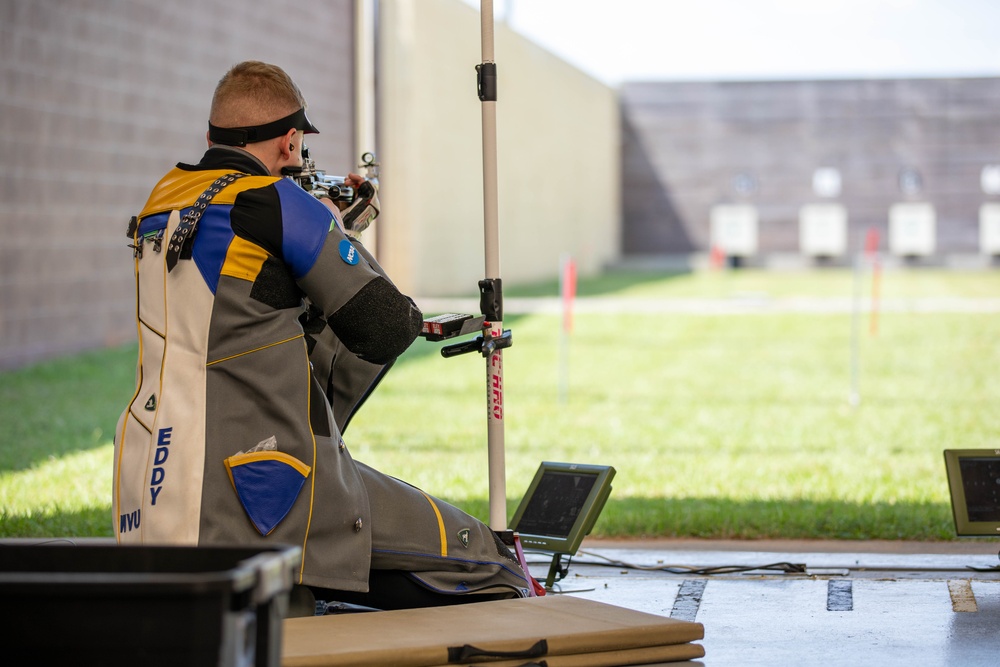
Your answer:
530,543 -> 1000,666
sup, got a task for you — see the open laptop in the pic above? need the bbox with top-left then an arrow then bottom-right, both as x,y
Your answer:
943,449 -> 1000,537
510,462 -> 615,588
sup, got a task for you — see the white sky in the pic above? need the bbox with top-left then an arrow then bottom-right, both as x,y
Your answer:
472,0 -> 1000,85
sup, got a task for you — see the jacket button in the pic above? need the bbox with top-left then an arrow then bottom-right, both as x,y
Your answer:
338,438 -> 346,452
354,518 -> 363,532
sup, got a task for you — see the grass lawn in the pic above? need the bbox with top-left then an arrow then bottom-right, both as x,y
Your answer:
2,268 -> 999,543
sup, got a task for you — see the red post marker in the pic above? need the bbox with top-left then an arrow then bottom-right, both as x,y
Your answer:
865,228 -> 881,336
561,255 -> 577,335
558,255 -> 576,404
709,244 -> 726,271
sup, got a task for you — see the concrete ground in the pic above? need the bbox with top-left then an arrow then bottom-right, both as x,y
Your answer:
5,536 -> 997,664
535,538 -> 1000,666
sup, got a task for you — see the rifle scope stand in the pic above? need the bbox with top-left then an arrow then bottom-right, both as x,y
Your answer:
416,0 -> 544,598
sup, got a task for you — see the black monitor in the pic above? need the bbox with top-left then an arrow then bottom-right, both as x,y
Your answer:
510,462 -> 615,557
943,449 -> 1000,537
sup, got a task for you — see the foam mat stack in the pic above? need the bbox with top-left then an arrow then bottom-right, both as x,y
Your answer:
282,595 -> 705,666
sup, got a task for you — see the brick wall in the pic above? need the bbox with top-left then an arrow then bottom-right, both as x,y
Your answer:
0,0 -> 355,370
620,78 -> 1000,262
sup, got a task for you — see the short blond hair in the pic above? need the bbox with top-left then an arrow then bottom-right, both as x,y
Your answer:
209,61 -> 307,128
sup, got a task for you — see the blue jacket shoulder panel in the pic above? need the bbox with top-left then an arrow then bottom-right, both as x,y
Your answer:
273,178 -> 337,280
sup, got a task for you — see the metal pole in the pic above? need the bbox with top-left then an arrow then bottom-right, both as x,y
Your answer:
479,0 -> 506,531
354,0 -> 377,255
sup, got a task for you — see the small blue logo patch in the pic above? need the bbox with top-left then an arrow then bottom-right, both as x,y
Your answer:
339,239 -> 359,265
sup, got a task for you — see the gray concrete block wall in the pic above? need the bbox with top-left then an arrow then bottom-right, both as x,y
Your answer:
0,0 -> 355,370
620,77 -> 1000,262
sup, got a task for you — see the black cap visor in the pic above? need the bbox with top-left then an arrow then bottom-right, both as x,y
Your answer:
208,107 -> 319,147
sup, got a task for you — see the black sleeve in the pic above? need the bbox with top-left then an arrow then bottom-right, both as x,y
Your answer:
229,185 -> 284,256
294,202 -> 423,365
325,276 -> 423,365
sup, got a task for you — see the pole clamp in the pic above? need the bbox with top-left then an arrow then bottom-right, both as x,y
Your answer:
476,62 -> 498,102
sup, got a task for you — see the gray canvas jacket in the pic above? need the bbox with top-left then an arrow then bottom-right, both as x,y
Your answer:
114,147 -> 527,598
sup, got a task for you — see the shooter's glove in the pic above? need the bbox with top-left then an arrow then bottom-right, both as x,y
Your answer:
341,180 -> 380,238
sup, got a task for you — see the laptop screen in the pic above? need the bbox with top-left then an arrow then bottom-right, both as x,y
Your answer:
510,462 -> 615,555
516,470 -> 600,538
944,449 -> 1000,537
958,457 -> 1000,522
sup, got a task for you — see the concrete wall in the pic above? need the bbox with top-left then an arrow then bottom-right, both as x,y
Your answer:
620,77 -> 1000,266
0,0 -> 356,370
376,0 -> 621,297
0,0 -> 621,369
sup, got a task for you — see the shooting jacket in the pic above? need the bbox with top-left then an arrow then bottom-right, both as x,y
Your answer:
114,147 -> 527,597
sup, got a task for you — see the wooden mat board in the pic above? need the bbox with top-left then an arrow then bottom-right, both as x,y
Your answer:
282,594 -> 704,667
430,641 -> 705,667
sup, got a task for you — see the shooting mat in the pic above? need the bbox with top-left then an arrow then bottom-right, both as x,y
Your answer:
282,594 -> 704,666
